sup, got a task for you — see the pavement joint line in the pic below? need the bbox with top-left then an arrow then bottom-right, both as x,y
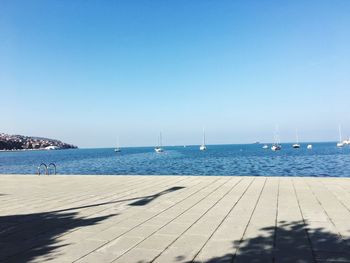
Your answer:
143,177 -> 245,263
335,180 -> 350,195
304,179 -> 345,240
292,178 -> 317,263
319,179 -> 350,217
272,178 -> 280,263
231,177 -> 267,263
73,177 -> 226,262
190,177 -> 256,262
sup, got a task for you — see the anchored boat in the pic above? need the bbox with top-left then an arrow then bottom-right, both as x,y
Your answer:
292,129 -> 300,149
155,132 -> 164,153
199,128 -> 207,151
337,125 -> 344,148
271,125 -> 282,151
114,136 -> 121,152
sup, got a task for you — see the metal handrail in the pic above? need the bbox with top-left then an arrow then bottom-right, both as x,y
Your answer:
48,163 -> 56,175
37,163 -> 48,175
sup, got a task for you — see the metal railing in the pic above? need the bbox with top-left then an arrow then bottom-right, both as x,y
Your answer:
37,163 -> 56,175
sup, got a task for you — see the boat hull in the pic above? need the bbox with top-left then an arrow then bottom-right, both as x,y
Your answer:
199,145 -> 207,151
271,145 -> 281,151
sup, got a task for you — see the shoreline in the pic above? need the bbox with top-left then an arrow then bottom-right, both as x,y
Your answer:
0,148 -> 77,152
0,173 -> 349,178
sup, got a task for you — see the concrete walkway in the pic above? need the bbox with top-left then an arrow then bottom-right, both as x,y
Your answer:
1,175 -> 350,262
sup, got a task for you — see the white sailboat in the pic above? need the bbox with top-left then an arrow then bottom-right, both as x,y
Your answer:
307,144 -> 313,150
262,144 -> 269,149
155,132 -> 164,153
292,129 -> 300,149
199,128 -> 207,151
337,125 -> 344,148
271,125 -> 281,151
344,137 -> 350,145
114,136 -> 121,152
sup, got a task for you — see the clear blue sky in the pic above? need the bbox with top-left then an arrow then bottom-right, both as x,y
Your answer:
1,0 -> 349,147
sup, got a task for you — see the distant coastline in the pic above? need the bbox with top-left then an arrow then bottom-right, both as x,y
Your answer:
0,133 -> 77,151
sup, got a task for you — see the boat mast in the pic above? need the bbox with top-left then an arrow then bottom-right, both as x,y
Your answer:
160,132 -> 162,148
202,128 -> 206,146
339,125 -> 342,142
296,129 -> 299,144
274,125 -> 280,145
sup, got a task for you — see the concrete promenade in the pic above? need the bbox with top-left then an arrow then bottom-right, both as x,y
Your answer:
1,175 -> 350,262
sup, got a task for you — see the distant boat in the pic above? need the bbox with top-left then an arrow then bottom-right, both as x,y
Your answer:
271,144 -> 281,151
307,144 -> 313,150
271,125 -> 282,151
337,125 -> 344,148
199,128 -> 207,151
344,138 -> 350,145
262,145 -> 269,149
155,132 -> 164,153
114,136 -> 121,152
292,129 -> 301,149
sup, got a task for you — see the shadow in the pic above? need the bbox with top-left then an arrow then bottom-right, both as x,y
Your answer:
42,186 -> 186,212
129,186 -> 185,206
179,220 -> 350,263
0,210 -> 116,262
0,186 -> 185,262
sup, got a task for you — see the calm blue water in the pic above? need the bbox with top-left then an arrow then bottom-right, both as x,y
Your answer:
0,143 -> 349,177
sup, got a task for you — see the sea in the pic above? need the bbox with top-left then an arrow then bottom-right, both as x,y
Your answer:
0,143 -> 349,177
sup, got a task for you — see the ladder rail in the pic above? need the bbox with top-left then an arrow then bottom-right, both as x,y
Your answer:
37,163 -> 48,175
48,163 -> 56,175
37,163 -> 56,175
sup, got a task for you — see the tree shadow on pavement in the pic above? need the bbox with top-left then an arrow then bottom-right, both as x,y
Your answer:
0,210 -> 116,262
175,220 -> 350,263
129,186 -> 185,206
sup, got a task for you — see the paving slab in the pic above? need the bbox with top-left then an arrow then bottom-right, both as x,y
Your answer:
1,175 -> 350,262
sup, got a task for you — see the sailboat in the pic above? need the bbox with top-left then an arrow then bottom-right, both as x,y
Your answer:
344,137 -> 350,145
271,125 -> 281,151
337,125 -> 344,148
155,132 -> 164,153
292,129 -> 301,148
199,128 -> 207,151
114,136 -> 121,152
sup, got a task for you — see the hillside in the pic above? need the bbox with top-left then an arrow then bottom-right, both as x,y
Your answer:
0,133 -> 77,151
